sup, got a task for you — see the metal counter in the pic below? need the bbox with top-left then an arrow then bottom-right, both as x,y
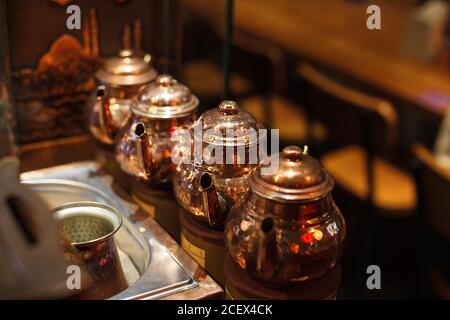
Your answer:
21,161 -> 223,300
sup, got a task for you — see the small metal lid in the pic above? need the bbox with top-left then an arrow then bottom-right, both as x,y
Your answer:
249,146 -> 334,202
130,74 -> 199,119
194,100 -> 265,146
96,49 -> 157,86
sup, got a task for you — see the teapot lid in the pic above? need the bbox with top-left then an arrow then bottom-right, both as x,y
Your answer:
194,100 -> 265,147
249,146 -> 334,202
96,49 -> 157,86
130,74 -> 199,118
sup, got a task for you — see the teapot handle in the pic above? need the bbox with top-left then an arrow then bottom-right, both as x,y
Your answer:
96,85 -> 114,144
135,122 -> 153,179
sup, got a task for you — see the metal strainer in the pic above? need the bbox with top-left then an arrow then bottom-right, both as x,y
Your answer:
53,201 -> 128,299
59,215 -> 115,244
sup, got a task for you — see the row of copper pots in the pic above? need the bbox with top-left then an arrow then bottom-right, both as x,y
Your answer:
86,50 -> 346,287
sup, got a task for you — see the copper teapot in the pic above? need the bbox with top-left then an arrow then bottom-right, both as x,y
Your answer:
88,49 -> 157,145
173,100 -> 266,227
225,146 -> 346,286
115,74 -> 199,187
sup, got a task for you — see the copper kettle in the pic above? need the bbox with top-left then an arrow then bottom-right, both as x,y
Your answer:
225,146 -> 346,285
115,74 -> 199,187
173,100 -> 266,228
87,49 -> 157,145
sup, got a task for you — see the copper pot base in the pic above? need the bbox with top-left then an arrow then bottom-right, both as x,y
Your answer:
180,208 -> 225,287
224,254 -> 341,300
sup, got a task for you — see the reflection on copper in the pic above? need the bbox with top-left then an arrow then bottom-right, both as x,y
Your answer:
256,217 -> 279,280
115,76 -> 197,188
225,146 -> 346,286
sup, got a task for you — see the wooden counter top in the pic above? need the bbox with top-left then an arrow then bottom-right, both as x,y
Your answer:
182,0 -> 450,119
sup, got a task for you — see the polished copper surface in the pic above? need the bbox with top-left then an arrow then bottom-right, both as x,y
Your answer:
173,100 -> 265,227
250,145 -> 334,202
53,201 -> 128,300
131,74 -> 199,119
96,49 -> 157,86
88,50 -> 157,146
193,100 -> 265,147
115,75 -> 198,187
225,146 -> 346,286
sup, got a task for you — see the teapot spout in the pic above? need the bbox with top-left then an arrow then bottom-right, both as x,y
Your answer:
96,85 -> 114,144
134,122 -> 152,179
256,217 -> 279,279
198,173 -> 227,227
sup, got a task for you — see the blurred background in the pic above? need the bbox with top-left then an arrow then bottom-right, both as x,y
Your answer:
1,0 -> 450,299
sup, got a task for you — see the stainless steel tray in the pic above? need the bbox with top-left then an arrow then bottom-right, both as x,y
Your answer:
21,163 -> 198,300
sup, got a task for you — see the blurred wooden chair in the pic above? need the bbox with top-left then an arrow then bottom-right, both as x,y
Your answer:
298,63 -> 416,218
181,18 -> 258,107
240,95 -> 309,145
413,144 -> 450,299
181,14 -> 310,144
182,59 -> 254,102
298,64 -> 418,295
234,32 -> 310,145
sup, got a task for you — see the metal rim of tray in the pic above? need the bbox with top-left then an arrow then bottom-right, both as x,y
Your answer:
22,178 -> 198,300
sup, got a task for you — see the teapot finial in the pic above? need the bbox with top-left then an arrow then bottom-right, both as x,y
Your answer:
282,145 -> 303,161
218,100 -> 239,116
156,74 -> 176,87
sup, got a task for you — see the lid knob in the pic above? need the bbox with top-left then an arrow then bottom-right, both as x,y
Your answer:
219,100 -> 239,115
156,74 -> 176,87
282,145 -> 304,161
118,49 -> 134,58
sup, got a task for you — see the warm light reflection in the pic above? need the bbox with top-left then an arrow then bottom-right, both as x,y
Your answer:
313,230 -> 323,241
285,169 -> 297,178
290,243 -> 300,254
300,233 -> 314,244
240,220 -> 252,232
